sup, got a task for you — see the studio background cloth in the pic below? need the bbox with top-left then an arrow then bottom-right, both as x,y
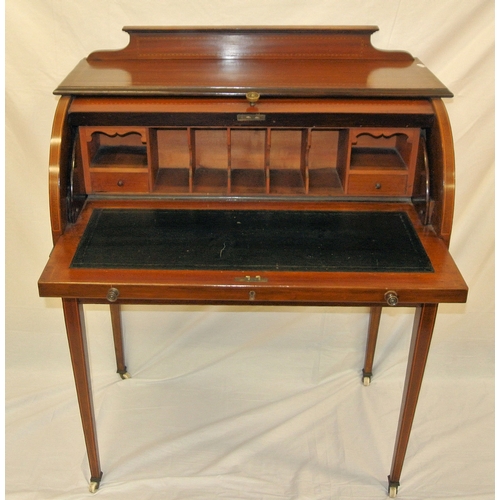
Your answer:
5,1 -> 494,498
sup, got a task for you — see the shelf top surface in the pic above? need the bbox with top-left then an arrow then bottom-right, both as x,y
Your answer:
54,27 -> 452,98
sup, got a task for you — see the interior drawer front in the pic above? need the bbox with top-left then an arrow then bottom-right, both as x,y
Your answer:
90,172 -> 149,193
347,174 -> 408,196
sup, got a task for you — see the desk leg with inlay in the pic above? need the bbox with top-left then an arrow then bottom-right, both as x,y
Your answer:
362,306 -> 382,385
387,303 -> 438,498
62,298 -> 103,493
110,304 -> 130,379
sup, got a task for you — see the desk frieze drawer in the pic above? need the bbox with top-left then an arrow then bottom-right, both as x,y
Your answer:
79,285 -> 462,305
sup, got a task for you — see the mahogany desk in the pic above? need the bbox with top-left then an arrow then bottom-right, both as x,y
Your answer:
38,27 -> 468,497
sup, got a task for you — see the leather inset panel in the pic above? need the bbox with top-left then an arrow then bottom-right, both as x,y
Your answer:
71,209 -> 433,273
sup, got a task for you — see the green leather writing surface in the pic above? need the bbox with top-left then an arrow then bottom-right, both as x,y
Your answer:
71,209 -> 433,273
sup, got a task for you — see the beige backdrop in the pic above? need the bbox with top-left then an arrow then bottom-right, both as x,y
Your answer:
6,1 -> 494,499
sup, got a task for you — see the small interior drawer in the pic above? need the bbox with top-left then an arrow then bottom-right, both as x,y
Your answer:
90,171 -> 150,193
346,173 -> 408,196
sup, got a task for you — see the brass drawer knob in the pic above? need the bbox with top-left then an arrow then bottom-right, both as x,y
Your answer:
246,91 -> 260,106
384,291 -> 398,306
107,287 -> 120,302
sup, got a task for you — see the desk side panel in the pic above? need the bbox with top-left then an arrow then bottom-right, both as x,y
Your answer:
48,96 -> 73,243
428,98 -> 455,247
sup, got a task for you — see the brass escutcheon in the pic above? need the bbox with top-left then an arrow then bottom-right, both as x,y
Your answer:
234,275 -> 268,282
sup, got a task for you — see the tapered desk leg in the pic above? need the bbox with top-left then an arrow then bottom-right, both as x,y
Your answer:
362,306 -> 382,385
62,298 -> 103,492
110,304 -> 130,379
387,304 -> 438,498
